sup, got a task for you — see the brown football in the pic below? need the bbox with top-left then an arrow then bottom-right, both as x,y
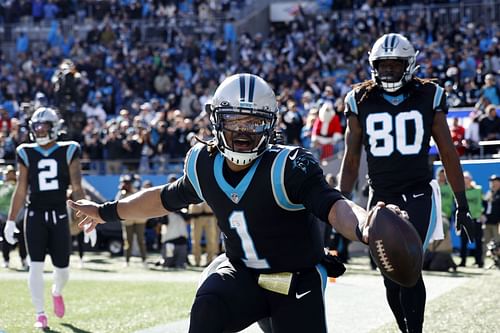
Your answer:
368,206 -> 423,287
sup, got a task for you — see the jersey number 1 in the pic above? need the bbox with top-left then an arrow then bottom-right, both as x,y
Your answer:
229,211 -> 269,269
366,111 -> 424,156
38,159 -> 59,191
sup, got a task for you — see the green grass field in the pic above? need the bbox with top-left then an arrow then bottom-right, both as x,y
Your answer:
0,279 -> 197,333
0,252 -> 499,333
372,270 -> 500,333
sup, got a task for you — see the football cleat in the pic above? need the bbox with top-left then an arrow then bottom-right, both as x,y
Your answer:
34,314 -> 48,329
52,294 -> 65,318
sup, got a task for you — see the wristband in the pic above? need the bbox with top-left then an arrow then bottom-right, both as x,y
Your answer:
454,191 -> 469,212
98,201 -> 122,223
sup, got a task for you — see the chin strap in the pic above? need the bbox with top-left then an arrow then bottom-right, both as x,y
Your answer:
194,136 -> 218,157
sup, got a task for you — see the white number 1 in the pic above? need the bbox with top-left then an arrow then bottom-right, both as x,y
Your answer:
229,211 -> 269,269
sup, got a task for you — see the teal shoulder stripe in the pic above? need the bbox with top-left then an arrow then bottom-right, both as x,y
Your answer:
271,147 -> 305,211
344,90 -> 358,115
433,85 -> 444,110
16,146 -> 29,167
66,142 -> 78,165
185,143 -> 204,201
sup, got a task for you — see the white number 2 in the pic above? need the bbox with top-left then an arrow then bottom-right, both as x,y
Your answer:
38,159 -> 59,191
229,211 -> 269,269
366,111 -> 424,156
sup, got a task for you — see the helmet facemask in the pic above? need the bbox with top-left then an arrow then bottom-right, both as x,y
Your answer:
211,106 -> 276,166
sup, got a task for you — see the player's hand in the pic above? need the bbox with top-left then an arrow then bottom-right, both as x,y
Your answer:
385,204 -> 410,221
4,220 -> 19,245
83,224 -> 97,247
362,202 -> 386,244
455,209 -> 476,243
67,199 -> 105,233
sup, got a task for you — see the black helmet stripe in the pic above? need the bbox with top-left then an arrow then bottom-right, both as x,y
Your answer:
239,75 -> 245,101
248,74 -> 256,103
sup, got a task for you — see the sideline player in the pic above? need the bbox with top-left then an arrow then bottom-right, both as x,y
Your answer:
69,74 -> 376,333
340,33 -> 475,333
4,107 -> 86,329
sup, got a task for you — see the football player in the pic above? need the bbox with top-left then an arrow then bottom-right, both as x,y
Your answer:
3,107 -> 88,329
339,33 -> 475,333
69,74 -> 373,333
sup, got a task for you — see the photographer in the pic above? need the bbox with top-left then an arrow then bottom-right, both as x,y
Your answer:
51,59 -> 82,123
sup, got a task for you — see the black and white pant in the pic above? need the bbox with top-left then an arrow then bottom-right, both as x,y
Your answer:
25,205 -> 71,268
190,257 -> 328,333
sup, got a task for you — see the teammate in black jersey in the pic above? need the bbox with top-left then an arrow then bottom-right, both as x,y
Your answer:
69,74 -> 376,333
339,33 -> 476,333
3,107 -> 87,329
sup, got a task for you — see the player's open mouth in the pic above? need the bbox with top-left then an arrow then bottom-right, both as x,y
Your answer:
233,135 -> 254,151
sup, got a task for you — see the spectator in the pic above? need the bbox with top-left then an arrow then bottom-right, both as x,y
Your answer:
311,101 -> 342,160
0,165 -> 27,270
450,117 -> 466,156
188,202 -> 219,267
116,174 -> 148,268
483,174 -> 500,260
479,73 -> 500,106
479,104 -> 500,154
459,172 -> 484,268
280,100 -> 303,145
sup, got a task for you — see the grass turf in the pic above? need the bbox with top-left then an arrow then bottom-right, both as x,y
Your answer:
0,279 -> 196,333
371,268 -> 500,333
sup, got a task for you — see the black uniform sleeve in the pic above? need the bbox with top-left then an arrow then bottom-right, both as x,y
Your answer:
160,175 -> 204,212
284,148 -> 344,222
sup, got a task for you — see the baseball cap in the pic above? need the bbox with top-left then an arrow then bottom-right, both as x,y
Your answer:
489,174 -> 500,181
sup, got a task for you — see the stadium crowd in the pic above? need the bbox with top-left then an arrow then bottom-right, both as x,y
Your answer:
0,0 -> 499,175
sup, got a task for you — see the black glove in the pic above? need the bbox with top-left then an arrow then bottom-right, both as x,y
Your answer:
320,252 -> 346,278
455,209 -> 476,243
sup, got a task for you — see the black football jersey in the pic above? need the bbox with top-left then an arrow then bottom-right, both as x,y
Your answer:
160,143 -> 343,273
16,141 -> 80,208
345,81 -> 447,196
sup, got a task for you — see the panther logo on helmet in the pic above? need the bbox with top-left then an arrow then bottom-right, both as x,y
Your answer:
368,33 -> 419,92
29,107 -> 61,146
206,74 -> 278,166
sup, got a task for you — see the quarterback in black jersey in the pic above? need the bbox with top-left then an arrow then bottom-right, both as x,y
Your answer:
339,33 -> 475,333
69,74 -> 372,333
3,107 -> 87,330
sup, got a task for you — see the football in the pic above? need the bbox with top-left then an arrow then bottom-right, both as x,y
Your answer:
368,205 -> 423,287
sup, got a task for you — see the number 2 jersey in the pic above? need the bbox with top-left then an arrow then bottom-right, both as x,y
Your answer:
16,141 -> 80,209
344,80 -> 447,196
160,143 -> 344,273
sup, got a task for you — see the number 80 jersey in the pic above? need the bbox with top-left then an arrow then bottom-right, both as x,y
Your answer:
16,141 -> 80,208
344,81 -> 447,196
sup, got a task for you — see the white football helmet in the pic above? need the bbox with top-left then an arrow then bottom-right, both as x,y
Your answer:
206,74 -> 278,166
368,33 -> 418,92
29,107 -> 60,145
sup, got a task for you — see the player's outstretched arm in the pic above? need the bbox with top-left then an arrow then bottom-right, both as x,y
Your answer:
328,199 -> 370,243
67,186 -> 170,232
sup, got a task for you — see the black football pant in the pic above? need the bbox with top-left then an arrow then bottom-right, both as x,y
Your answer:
189,258 -> 328,333
369,185 -> 435,333
25,206 -> 71,268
